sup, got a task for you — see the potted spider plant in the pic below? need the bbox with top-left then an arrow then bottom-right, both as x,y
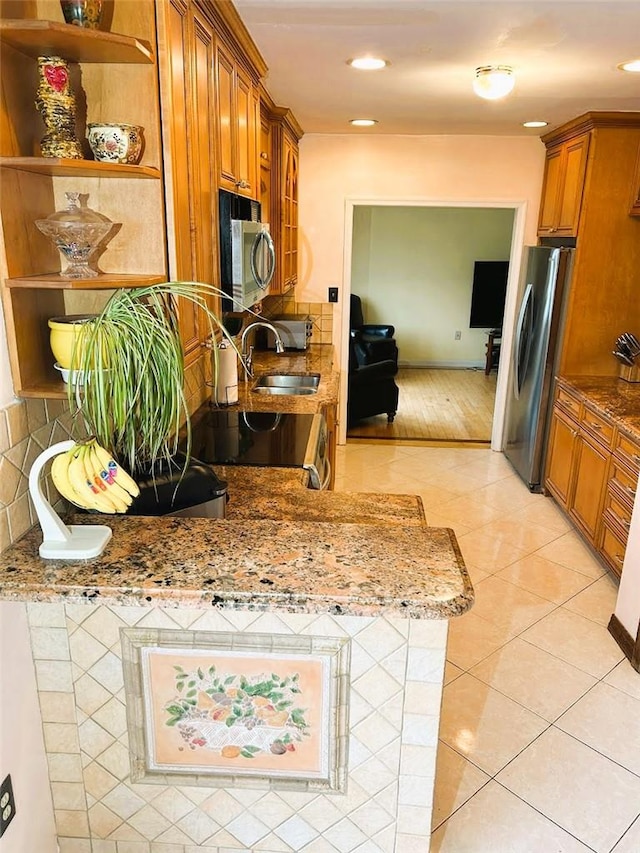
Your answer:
66,281 -> 247,478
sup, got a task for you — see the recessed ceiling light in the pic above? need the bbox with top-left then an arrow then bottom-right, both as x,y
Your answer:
523,121 -> 548,128
350,119 -> 378,127
348,57 -> 389,71
618,58 -> 640,72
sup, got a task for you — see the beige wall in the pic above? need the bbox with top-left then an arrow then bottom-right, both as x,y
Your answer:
351,205 -> 514,365
296,133 -> 546,352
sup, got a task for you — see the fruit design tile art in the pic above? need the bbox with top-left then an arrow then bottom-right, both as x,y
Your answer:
141,646 -> 331,781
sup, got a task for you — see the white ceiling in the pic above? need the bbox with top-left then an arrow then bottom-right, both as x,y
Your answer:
232,0 -> 640,136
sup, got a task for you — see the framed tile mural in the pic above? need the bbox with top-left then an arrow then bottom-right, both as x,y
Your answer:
121,628 -> 351,792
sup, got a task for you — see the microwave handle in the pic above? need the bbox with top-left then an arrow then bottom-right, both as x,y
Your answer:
250,229 -> 276,290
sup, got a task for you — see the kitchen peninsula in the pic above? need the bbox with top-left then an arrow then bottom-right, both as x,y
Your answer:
0,460 -> 472,851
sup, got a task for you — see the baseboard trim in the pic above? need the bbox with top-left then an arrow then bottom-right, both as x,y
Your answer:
399,361 -> 486,370
608,613 -> 640,671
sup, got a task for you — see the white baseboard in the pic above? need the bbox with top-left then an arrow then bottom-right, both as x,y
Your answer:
399,360 -> 486,370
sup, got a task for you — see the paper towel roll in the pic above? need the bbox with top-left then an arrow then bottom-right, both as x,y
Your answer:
214,342 -> 239,406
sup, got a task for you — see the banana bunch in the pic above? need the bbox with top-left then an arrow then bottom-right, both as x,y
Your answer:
51,438 -> 140,514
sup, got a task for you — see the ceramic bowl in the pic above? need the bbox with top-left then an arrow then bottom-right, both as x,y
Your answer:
87,123 -> 144,165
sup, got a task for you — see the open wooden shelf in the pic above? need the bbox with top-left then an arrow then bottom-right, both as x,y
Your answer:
18,379 -> 68,400
0,157 -> 161,179
0,19 -> 154,64
5,272 -> 167,289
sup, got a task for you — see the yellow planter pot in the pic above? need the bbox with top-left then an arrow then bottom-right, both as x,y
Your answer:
48,315 -> 96,370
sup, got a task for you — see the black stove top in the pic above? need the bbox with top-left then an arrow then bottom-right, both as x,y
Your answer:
186,406 -> 317,468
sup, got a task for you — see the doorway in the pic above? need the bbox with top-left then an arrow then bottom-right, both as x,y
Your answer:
339,199 -> 527,449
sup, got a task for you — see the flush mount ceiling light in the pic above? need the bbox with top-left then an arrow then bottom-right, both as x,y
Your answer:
473,65 -> 515,100
618,58 -> 640,72
523,120 -> 548,128
350,118 -> 378,127
348,57 -> 389,71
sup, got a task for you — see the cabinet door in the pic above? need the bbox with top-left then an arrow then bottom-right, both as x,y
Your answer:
555,135 -> 589,235
235,65 -> 256,197
166,0 -> 200,359
569,431 -> 609,543
630,142 -> 640,216
537,134 -> 589,237
215,41 -> 236,191
545,407 -> 578,507
538,145 -> 563,234
281,133 -> 299,291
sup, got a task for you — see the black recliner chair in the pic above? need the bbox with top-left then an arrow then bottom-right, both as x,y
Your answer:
347,338 -> 399,426
350,294 -> 398,367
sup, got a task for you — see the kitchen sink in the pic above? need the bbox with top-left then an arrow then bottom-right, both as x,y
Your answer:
252,373 -> 320,395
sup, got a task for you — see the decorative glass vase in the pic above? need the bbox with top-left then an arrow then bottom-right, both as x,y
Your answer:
35,192 -> 115,279
60,0 -> 103,29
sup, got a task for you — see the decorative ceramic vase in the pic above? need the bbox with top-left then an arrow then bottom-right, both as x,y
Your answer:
35,56 -> 83,159
60,0 -> 103,29
87,123 -> 144,164
35,191 -> 116,279
48,315 -> 96,371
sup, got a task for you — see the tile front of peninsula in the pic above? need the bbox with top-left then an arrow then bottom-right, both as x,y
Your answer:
0,515 -> 473,619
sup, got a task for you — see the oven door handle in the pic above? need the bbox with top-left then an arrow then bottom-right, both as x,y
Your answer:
320,458 -> 332,490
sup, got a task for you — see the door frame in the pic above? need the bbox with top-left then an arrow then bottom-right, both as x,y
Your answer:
339,197 -> 528,450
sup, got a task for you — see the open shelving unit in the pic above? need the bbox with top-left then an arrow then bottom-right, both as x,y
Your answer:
0,7 -> 168,398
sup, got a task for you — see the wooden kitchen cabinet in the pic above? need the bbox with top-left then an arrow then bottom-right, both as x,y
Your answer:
214,37 -> 259,199
570,429 -> 609,542
262,102 -> 303,295
0,5 -> 167,398
537,133 -> 589,237
160,0 -> 218,364
545,380 -> 640,575
541,113 -> 640,378
322,402 -> 337,490
630,142 -> 640,215
545,406 -> 579,507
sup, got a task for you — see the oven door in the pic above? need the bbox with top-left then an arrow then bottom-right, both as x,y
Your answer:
303,414 -> 331,490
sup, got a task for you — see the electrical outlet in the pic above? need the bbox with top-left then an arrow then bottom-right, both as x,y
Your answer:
328,287 -> 339,303
455,330 -> 462,340
0,775 -> 16,838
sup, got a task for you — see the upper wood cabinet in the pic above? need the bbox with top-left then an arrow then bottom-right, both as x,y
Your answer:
630,142 -> 640,216
262,103 -> 302,295
0,4 -> 167,398
160,0 -> 218,364
543,112 -> 640,378
537,133 -> 589,237
214,37 -> 259,198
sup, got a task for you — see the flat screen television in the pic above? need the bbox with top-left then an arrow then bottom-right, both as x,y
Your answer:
469,260 -> 509,329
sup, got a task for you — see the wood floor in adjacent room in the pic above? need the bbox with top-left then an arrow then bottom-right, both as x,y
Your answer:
348,367 -> 498,442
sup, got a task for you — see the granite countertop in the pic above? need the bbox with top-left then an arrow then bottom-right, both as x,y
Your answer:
234,344 -> 339,413
221,467 -> 427,525
558,375 -> 640,440
0,514 -> 473,619
0,346 -> 473,620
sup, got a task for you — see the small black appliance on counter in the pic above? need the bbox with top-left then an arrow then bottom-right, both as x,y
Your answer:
128,457 -> 228,518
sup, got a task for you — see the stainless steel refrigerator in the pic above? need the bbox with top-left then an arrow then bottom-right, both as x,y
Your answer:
503,246 -> 575,491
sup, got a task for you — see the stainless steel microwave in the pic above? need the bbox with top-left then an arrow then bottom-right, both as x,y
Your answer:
229,220 -> 275,308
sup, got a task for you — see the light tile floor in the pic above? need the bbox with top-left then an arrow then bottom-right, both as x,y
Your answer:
335,442 -> 640,853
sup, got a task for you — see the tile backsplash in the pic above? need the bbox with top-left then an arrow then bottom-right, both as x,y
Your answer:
262,295 -> 334,345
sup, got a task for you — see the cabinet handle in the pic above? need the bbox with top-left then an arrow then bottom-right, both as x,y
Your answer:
260,152 -> 268,160
236,179 -> 250,189
615,554 -> 624,566
589,422 -> 602,430
632,454 -> 640,463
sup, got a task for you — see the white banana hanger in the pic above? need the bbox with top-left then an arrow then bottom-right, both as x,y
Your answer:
29,440 -> 112,559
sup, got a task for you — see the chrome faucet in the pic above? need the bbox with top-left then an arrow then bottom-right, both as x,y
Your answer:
240,321 -> 285,378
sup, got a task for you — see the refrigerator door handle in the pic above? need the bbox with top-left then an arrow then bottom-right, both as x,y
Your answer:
513,282 -> 534,400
